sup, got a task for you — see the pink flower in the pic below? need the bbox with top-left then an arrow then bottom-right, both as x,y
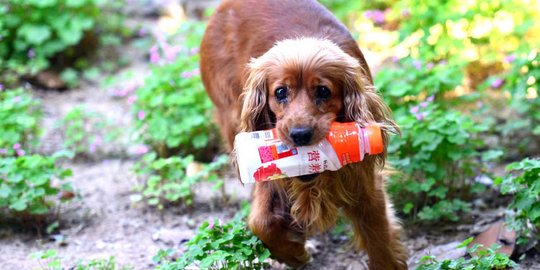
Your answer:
13,143 -> 21,150
133,144 -> 149,155
163,44 -> 181,62
94,136 -> 103,145
127,95 -> 137,105
401,9 -> 410,17
365,10 -> 386,24
426,62 -> 434,70
28,49 -> 35,58
391,56 -> 399,63
137,111 -> 146,120
190,47 -> 199,55
421,101 -> 429,108
416,112 -> 428,121
149,45 -> 160,64
16,149 -> 25,156
412,60 -> 422,70
89,143 -> 97,153
13,96 -> 21,103
0,84 -> 3,91
427,95 -> 435,102
491,78 -> 504,89
505,54 -> 516,63
138,27 -> 147,37
410,106 -> 419,114
0,148 -> 7,155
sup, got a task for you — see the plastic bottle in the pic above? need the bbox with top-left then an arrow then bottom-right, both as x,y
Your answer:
234,122 -> 383,183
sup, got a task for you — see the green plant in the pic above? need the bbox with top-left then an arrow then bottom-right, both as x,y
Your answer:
0,152 -> 73,215
132,153 -> 227,209
133,22 -> 217,159
388,0 -> 538,64
387,99 -> 494,222
502,50 -> 540,135
0,0 -> 133,86
0,0 -> 99,76
31,249 -> 130,270
154,209 -> 271,270
58,106 -> 121,157
495,158 -> 540,245
416,238 -> 517,270
0,88 -> 42,155
376,57 -> 465,111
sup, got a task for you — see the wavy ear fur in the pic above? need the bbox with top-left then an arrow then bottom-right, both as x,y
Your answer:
239,59 -> 274,132
341,56 -> 400,165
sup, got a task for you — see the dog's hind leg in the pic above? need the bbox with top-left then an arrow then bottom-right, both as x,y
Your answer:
248,181 -> 311,268
343,178 -> 408,270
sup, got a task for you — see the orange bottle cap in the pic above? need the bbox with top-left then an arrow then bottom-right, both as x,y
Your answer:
367,125 -> 383,155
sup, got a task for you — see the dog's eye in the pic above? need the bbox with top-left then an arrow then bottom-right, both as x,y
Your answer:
274,87 -> 288,102
316,86 -> 331,100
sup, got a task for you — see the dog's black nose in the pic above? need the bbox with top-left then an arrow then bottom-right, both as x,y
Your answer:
289,127 -> 313,146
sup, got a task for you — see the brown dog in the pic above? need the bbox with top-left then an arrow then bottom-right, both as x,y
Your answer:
200,0 -> 408,269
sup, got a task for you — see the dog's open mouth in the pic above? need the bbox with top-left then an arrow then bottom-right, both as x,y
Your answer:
296,173 -> 320,182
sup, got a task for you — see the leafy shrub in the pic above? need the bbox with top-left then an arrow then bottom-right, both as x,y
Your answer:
387,99 -> 493,222
58,106 -> 121,157
132,153 -> 227,209
31,249 -> 130,270
154,210 -> 271,270
0,0 -> 99,75
501,50 -> 540,136
495,158 -> 540,245
133,22 -> 217,159
376,57 -> 464,111
0,88 -> 42,155
0,0 -> 132,86
416,238 -> 517,270
0,153 -> 73,215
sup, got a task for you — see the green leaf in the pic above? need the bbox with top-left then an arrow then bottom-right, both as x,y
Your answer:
18,24 -> 51,45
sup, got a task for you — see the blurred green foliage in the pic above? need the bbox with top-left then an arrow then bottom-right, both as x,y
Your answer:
58,106 -> 121,158
31,249 -> 131,270
0,88 -> 42,153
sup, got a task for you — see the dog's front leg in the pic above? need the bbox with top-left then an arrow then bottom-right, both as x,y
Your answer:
248,181 -> 311,268
343,179 -> 408,270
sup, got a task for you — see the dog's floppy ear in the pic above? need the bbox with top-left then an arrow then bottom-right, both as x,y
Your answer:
239,58 -> 274,132
341,56 -> 400,160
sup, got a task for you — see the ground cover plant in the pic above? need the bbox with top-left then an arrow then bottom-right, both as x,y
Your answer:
0,0 -> 132,87
154,207 -> 271,270
0,88 -> 73,219
496,158 -> 540,245
31,249 -> 130,270
416,238 -> 517,270
58,106 -> 122,158
132,22 -> 217,160
132,153 -> 227,209
0,88 -> 42,154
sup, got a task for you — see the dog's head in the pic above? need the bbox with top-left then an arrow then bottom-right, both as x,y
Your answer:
240,38 -> 397,168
